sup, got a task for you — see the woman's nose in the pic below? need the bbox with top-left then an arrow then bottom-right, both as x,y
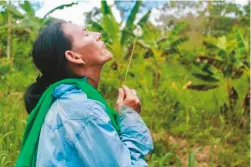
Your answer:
95,33 -> 102,41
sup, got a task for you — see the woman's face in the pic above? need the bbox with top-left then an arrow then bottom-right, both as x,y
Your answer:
62,23 -> 113,66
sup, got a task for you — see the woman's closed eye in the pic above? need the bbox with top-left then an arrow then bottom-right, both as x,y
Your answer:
82,28 -> 89,36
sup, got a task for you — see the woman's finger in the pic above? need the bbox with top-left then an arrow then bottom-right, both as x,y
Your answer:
116,88 -> 124,104
131,89 -> 140,99
131,89 -> 137,95
122,85 -> 133,99
131,89 -> 141,104
116,88 -> 125,112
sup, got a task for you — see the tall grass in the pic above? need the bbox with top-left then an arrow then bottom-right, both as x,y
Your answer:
0,50 -> 249,166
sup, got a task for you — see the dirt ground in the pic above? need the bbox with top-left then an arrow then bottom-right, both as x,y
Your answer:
152,132 -> 218,167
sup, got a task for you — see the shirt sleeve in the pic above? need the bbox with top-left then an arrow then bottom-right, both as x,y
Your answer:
72,103 -> 154,167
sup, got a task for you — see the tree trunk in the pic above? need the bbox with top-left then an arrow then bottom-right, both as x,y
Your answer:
7,1 -> 12,60
226,77 -> 233,120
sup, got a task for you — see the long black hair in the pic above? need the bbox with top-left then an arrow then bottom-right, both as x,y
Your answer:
24,20 -> 72,114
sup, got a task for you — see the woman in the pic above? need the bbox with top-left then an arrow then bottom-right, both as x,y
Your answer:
16,21 -> 153,167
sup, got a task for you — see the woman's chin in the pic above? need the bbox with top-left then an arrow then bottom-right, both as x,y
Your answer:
102,50 -> 113,62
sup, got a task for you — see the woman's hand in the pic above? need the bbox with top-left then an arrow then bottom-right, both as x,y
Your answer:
116,85 -> 141,114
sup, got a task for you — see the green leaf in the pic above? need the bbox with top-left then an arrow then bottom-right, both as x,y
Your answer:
188,147 -> 201,167
157,31 -> 188,50
8,5 -> 23,18
103,14 -> 120,43
203,41 -> 226,57
207,64 -> 220,74
0,1 -> 7,6
234,28 -> 246,54
100,0 -> 120,44
137,40 -> 152,49
217,36 -> 227,51
121,1 -> 142,45
20,1 -> 34,17
158,152 -> 181,167
168,22 -> 185,41
0,14 -> 3,23
192,73 -> 220,82
137,10 -> 151,26
89,21 -> 104,32
170,36 -> 189,48
101,0 -> 112,15
233,59 -> 244,69
162,48 -> 178,56
43,2 -> 78,19
159,37 -> 188,55
187,84 -> 218,91
203,41 -> 219,50
141,26 -> 157,47
125,1 -> 141,29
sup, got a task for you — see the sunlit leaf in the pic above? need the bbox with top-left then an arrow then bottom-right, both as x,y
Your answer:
103,14 -> 120,43
234,28 -> 247,55
121,1 -> 142,45
101,0 -> 112,15
43,2 -> 78,19
137,10 -> 151,26
20,1 -> 34,17
217,36 -> 226,51
168,22 -> 185,41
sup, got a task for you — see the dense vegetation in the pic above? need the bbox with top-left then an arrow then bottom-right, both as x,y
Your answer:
0,1 -> 250,166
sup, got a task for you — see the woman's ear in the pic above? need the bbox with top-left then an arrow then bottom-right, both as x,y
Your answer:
65,50 -> 86,65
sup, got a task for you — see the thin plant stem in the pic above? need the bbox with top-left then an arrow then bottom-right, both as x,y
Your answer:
123,37 -> 137,85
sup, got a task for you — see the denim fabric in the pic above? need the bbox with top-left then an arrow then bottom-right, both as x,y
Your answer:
36,83 -> 153,167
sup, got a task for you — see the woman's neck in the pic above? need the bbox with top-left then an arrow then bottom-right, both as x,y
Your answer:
67,64 -> 103,89
82,66 -> 102,89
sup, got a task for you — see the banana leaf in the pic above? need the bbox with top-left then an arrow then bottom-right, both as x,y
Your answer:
187,84 -> 218,91
121,1 -> 142,45
192,73 -> 220,82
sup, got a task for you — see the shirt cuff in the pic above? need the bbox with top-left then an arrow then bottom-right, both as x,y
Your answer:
118,105 -> 144,122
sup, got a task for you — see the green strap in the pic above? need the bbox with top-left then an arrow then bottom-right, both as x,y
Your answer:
16,78 -> 120,167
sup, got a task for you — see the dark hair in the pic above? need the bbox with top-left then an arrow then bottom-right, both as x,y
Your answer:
24,20 -> 72,114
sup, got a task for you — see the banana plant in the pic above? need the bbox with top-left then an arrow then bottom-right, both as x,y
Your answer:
137,22 -> 189,59
85,0 -> 152,86
86,0 -> 150,59
16,1 -> 78,41
136,22 -> 189,88
189,28 -> 250,111
0,1 -> 42,38
0,1 -> 78,60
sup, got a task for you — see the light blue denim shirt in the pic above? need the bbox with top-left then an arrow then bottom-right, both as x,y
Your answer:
36,81 -> 154,167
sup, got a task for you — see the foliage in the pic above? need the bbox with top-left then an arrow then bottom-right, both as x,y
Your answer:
0,1 -> 250,166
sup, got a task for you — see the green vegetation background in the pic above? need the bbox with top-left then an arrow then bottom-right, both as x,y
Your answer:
0,1 -> 250,166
